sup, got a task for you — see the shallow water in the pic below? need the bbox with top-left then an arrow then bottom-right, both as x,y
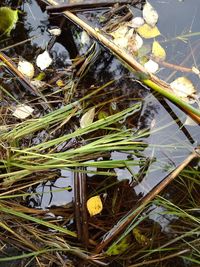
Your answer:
1,0 -> 200,207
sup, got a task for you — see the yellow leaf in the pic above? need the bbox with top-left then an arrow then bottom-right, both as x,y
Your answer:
87,196 -> 103,216
137,24 -> 160,39
152,41 -> 166,60
56,79 -> 65,87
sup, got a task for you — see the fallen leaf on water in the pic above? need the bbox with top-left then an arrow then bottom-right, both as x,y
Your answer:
87,195 -> 103,216
12,104 -> 34,119
36,51 -> 53,71
137,24 -> 160,39
17,60 -> 34,79
144,59 -> 159,73
48,27 -> 62,36
143,1 -> 158,27
0,7 -> 19,36
110,26 -> 133,49
170,77 -> 196,98
80,107 -> 95,128
152,41 -> 166,60
128,33 -> 143,53
110,25 -> 129,39
127,17 -> 144,28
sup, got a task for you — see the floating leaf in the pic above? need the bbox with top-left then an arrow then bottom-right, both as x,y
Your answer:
137,24 -> 160,39
152,41 -> 166,60
110,25 -> 129,39
87,195 -> 103,216
36,51 -> 53,71
48,27 -> 61,36
80,107 -> 95,128
170,77 -> 196,98
128,33 -> 143,53
12,104 -> 34,119
0,7 -> 19,36
143,1 -> 158,27
144,59 -> 159,73
106,236 -> 131,256
127,17 -> 144,28
17,60 -> 34,79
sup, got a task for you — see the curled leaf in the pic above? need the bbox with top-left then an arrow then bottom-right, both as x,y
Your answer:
137,24 -> 160,39
36,51 -> 53,71
17,60 -> 34,79
87,195 -> 103,216
128,33 -> 143,53
170,77 -> 196,98
80,107 -> 95,128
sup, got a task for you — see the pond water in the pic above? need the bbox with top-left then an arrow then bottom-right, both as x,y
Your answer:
0,1 -> 200,265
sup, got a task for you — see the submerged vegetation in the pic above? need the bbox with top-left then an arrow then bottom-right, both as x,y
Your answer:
0,0 -> 200,266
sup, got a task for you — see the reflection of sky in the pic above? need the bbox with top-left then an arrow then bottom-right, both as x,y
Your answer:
20,0 -> 200,202
23,1 -> 50,48
34,170 -> 74,209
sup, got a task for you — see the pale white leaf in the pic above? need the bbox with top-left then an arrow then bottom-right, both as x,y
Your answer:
17,60 -> 34,79
128,33 -> 143,53
13,104 -> 34,119
48,27 -> 62,36
36,51 -> 53,71
143,1 -> 158,27
170,77 -> 196,98
144,59 -> 159,73
80,107 -> 95,128
127,17 -> 144,28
